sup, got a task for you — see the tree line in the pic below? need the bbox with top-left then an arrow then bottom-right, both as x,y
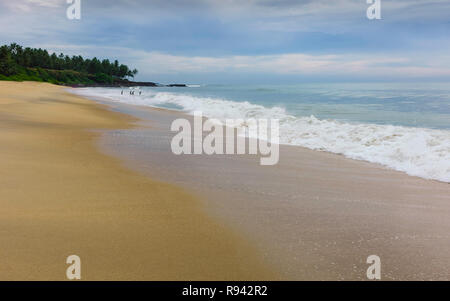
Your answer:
0,43 -> 138,85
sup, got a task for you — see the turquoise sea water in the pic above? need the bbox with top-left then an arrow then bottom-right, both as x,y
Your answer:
74,82 -> 450,182
150,83 -> 450,130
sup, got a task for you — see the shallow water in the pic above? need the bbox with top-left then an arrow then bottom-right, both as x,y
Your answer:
93,101 -> 450,280
73,83 -> 450,182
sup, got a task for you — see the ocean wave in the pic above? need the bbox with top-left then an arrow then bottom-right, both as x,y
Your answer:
74,88 -> 450,182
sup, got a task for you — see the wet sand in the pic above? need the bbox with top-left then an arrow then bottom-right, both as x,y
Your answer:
0,82 -> 273,280
95,99 -> 450,280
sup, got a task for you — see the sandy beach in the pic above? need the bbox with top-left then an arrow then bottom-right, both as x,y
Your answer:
1,81 -> 449,281
95,98 -> 450,281
0,81 -> 273,280
1,0 -> 449,287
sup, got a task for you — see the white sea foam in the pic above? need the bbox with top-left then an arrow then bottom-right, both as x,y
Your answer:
74,88 -> 450,182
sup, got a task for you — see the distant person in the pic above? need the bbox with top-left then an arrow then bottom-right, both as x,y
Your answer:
121,90 -> 123,95
139,91 -> 142,96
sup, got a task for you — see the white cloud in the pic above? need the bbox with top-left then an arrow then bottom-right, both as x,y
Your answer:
3,0 -> 62,12
26,0 -> 62,7
2,0 -> 449,82
39,44 -> 450,80
120,48 -> 450,79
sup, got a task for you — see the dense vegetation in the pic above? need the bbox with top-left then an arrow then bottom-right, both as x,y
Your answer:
0,43 -> 138,85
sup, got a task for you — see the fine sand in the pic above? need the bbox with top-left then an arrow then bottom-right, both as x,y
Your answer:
0,81 -> 274,280
2,81 -> 449,281
93,99 -> 450,281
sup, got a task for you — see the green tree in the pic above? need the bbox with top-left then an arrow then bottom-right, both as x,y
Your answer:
0,43 -> 139,84
0,46 -> 18,76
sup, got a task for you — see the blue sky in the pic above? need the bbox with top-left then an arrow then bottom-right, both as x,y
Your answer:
0,0 -> 449,83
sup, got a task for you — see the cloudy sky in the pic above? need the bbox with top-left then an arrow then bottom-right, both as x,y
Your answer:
0,0 -> 449,83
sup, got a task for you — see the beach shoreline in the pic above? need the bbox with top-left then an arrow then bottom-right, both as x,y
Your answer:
0,81 -> 274,280
1,81 -> 449,281
72,84 -> 450,183
87,94 -> 450,280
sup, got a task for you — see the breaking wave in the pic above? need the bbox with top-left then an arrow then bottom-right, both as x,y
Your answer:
74,88 -> 450,182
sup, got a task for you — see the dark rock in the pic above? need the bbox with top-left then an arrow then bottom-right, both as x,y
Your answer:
166,84 -> 187,87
